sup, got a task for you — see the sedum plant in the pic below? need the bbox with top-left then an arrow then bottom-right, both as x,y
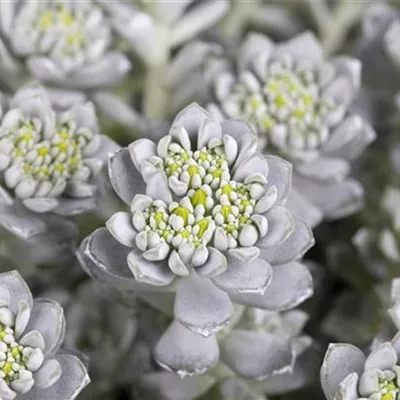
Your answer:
79,103 -> 315,377
0,85 -> 118,264
321,337 -> 400,400
320,279 -> 400,400
0,270 -> 89,399
0,0 -> 130,93
168,31 -> 376,228
0,0 -> 134,129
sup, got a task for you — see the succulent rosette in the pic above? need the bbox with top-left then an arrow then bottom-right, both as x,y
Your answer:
80,103 -> 314,376
0,86 -> 117,261
0,270 -> 89,399
0,0 -> 130,92
321,335 -> 400,400
169,31 -> 376,228
320,279 -> 400,400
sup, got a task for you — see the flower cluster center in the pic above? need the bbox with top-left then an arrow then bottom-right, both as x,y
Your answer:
140,199 -> 215,250
0,322 -> 38,387
164,143 -> 230,190
213,182 -> 255,240
136,136 -> 270,255
231,56 -> 336,152
377,374 -> 400,400
35,3 -> 88,58
0,118 -> 92,187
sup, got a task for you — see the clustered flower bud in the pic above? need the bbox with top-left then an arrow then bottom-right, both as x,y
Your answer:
0,271 -> 89,400
227,53 -> 338,156
0,110 -> 99,199
127,114 -> 285,275
5,1 -> 112,73
0,318 -> 43,394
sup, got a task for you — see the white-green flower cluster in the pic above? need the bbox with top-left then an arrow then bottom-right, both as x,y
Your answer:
17,1 -> 106,67
321,333 -> 400,400
100,104 -> 314,294
132,132 -> 271,268
161,140 -> 231,193
0,87 -> 102,201
0,271 -> 90,400
135,198 -> 215,252
230,54 -> 337,154
0,319 -> 43,393
0,0 -> 130,92
13,0 -> 110,68
169,32 -> 376,228
84,103 -> 314,381
0,116 -> 96,199
359,368 -> 400,400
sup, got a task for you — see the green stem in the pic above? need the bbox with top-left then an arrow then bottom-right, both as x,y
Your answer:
307,0 -> 367,55
323,1 -> 367,55
305,0 -> 331,38
217,0 -> 256,42
143,60 -> 170,120
142,25 -> 170,121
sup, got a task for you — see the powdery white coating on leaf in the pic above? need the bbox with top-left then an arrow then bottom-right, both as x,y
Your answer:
219,329 -> 293,380
320,343 -> 366,400
0,272 -> 89,399
154,321 -> 219,377
174,272 -> 233,337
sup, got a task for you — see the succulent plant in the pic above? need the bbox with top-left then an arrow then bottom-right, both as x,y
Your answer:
0,270 -> 89,399
320,276 -> 400,400
169,31 -> 376,227
0,85 -> 118,264
79,103 -> 314,376
321,334 -> 400,400
0,0 -> 130,91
